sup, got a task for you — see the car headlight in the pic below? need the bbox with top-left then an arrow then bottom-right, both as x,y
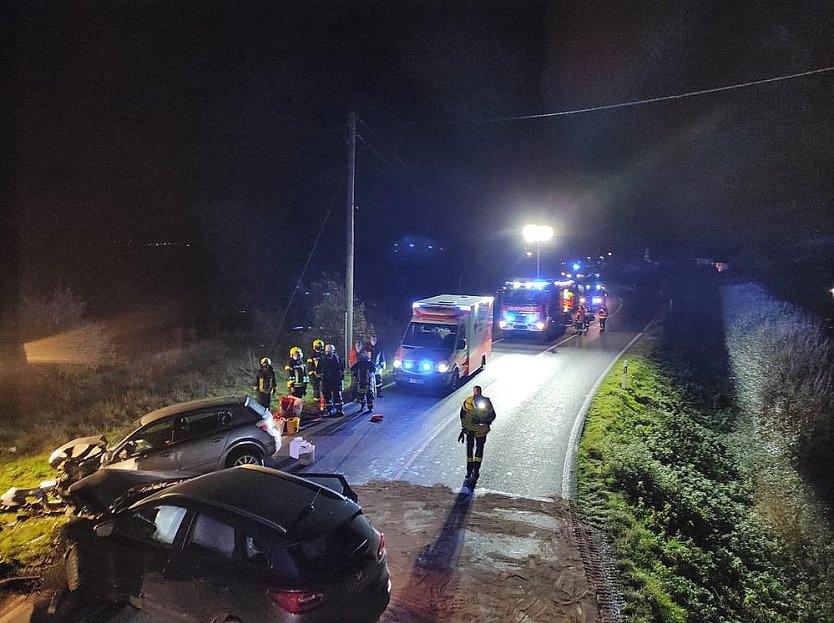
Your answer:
393,359 -> 402,369
535,322 -> 545,330
498,320 -> 507,328
436,362 -> 449,373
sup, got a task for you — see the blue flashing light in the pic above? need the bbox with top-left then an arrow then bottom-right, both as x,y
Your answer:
572,263 -> 581,271
403,361 -> 414,370
420,361 -> 433,372
505,312 -> 517,322
595,284 -> 602,290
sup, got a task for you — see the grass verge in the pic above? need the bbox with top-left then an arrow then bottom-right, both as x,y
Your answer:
577,333 -> 815,622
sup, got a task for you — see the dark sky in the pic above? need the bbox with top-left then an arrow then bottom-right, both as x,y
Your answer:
4,0 -> 834,310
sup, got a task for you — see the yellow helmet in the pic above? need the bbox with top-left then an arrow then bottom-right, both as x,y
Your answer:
259,357 -> 272,367
289,346 -> 303,359
312,339 -> 324,350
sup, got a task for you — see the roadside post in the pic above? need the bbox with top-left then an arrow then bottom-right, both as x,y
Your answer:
621,359 -> 629,390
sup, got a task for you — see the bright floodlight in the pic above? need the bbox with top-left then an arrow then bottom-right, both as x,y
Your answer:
523,225 -> 553,243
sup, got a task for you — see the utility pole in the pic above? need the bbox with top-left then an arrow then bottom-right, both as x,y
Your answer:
345,112 -> 356,365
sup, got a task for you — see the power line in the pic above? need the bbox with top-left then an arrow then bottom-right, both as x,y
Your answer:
471,65 -> 834,123
356,131 -> 445,217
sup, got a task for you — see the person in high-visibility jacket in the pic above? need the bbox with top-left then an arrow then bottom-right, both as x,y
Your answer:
253,357 -> 277,411
597,304 -> 608,332
307,339 -> 325,403
458,385 -> 496,484
284,347 -> 309,399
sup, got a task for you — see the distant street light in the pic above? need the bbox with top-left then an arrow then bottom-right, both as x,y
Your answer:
522,225 -> 554,278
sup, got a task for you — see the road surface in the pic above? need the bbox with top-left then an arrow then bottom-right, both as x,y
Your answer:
276,294 -> 652,499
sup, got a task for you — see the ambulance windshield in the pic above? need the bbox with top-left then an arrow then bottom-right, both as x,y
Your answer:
403,322 -> 457,350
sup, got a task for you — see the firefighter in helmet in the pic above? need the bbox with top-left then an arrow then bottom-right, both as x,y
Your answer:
253,357 -> 277,411
350,349 -> 376,412
458,385 -> 496,487
284,347 -> 309,399
318,344 -> 345,416
307,339 -> 325,403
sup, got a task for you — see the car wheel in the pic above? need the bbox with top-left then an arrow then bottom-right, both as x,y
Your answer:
448,369 -> 460,393
65,543 -> 83,593
225,447 -> 264,468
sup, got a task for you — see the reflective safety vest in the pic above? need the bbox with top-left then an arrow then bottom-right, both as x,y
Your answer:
460,395 -> 496,437
598,307 -> 607,319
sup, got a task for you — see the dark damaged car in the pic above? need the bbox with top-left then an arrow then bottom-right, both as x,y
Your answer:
60,465 -> 391,622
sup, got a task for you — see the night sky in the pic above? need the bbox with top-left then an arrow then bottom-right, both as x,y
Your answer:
4,1 -> 834,315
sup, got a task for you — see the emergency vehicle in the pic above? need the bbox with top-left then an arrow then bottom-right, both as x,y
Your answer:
498,279 -> 575,339
393,294 -> 493,392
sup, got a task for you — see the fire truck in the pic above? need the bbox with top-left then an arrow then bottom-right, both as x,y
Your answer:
497,279 -> 578,339
393,294 -> 493,392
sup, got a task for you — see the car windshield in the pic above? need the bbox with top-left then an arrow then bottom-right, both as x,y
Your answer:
109,418 -> 143,449
403,322 -> 457,349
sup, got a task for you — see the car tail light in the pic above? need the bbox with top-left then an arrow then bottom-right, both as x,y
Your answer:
256,419 -> 271,432
376,531 -> 386,560
269,589 -> 324,614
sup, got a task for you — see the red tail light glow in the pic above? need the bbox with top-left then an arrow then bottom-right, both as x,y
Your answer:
256,420 -> 270,432
269,589 -> 324,614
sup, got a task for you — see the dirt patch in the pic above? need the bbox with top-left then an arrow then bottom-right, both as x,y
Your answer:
356,481 -> 603,623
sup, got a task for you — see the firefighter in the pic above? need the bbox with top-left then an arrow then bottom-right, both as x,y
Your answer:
252,357 -> 277,411
458,385 -> 496,486
319,344 -> 345,416
350,349 -> 376,412
307,339 -> 325,403
366,334 -> 386,397
597,304 -> 608,332
284,347 -> 308,398
574,305 -> 587,335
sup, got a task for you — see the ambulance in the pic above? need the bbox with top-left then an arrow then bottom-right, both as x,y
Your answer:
393,294 -> 493,392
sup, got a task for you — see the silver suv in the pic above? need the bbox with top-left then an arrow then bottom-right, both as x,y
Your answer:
96,396 -> 281,473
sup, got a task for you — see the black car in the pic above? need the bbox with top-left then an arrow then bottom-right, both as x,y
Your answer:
61,466 -> 391,623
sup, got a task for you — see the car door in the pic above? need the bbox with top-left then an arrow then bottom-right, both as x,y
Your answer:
159,509 -> 244,622
169,409 -> 231,473
104,503 -> 190,612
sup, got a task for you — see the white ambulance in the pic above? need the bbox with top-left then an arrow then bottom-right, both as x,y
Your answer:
393,294 -> 493,392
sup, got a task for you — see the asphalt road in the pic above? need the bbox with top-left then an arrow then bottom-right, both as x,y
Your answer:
275,294 -> 654,500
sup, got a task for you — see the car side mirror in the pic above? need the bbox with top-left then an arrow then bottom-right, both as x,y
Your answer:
94,521 -> 114,538
457,338 -> 466,350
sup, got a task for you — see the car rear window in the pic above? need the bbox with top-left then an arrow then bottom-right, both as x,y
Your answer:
240,523 -> 301,580
232,405 -> 261,425
288,513 -> 374,575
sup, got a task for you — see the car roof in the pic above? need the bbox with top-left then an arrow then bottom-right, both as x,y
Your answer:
140,466 -> 360,533
139,396 -> 255,426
